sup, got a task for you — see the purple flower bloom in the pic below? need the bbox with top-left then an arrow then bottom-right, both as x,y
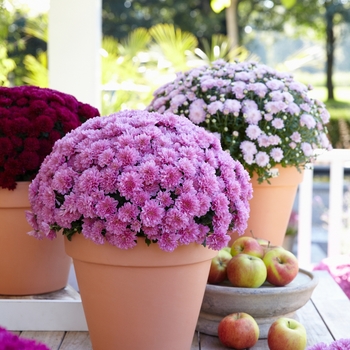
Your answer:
270,147 -> 284,162
271,118 -> 285,129
307,339 -> 350,350
188,98 -> 207,124
246,125 -> 262,140
23,109 -> 249,251
0,327 -> 50,350
148,60 -> 332,182
255,151 -> 270,167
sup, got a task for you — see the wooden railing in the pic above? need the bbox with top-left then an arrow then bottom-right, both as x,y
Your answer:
297,149 -> 350,268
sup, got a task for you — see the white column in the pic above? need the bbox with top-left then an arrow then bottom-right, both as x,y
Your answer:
48,0 -> 102,110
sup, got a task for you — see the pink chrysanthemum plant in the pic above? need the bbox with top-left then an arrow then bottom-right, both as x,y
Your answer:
147,59 -> 332,183
26,110 -> 252,252
0,85 -> 100,190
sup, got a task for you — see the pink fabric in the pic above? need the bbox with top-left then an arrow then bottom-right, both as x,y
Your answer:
313,255 -> 350,299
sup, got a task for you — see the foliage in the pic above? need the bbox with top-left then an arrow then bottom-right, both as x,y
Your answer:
149,24 -> 198,72
27,110 -> 252,252
0,44 -> 15,86
102,0 -> 226,42
148,60 -> 332,183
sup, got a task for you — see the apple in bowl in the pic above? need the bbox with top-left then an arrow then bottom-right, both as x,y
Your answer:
263,247 -> 299,286
230,236 -> 264,259
207,249 -> 232,285
227,253 -> 267,288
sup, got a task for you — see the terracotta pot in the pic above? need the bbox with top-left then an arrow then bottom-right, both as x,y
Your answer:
65,233 -> 217,350
230,166 -> 304,247
0,182 -> 72,295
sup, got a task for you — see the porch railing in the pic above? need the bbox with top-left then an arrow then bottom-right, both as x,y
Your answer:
297,149 -> 350,268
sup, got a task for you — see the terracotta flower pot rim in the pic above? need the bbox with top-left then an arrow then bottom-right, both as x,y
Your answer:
249,165 -> 304,187
64,233 -> 217,267
0,181 -> 31,208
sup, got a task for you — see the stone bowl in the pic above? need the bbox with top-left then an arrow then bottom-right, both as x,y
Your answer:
196,268 -> 318,339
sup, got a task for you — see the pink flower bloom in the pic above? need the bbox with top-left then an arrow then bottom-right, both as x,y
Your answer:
255,151 -> 270,167
258,134 -> 271,147
320,108 -> 330,123
289,81 -> 307,93
291,131 -> 301,143
286,102 -> 301,115
231,81 -> 247,99
246,125 -> 262,140
140,199 -> 165,227
300,113 -> 317,129
265,101 -> 287,114
247,82 -> 268,97
118,171 -> 144,199
240,140 -> 257,155
266,79 -> 284,90
271,118 -> 284,129
269,91 -> 284,101
176,192 -> 200,217
244,107 -> 262,124
117,202 -> 139,222
223,99 -> 241,114
301,142 -> 313,156
164,208 -> 189,231
207,101 -> 224,115
270,147 -> 284,162
188,98 -> 207,124
160,165 -> 182,190
170,94 -> 187,108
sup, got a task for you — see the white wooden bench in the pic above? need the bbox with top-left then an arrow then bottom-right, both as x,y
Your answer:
297,149 -> 350,268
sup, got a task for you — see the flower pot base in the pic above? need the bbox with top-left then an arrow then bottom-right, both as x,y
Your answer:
65,234 -> 217,350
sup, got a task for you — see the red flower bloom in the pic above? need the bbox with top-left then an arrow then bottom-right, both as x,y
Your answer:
0,85 -> 100,190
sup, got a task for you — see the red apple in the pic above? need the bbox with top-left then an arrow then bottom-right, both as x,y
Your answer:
227,253 -> 267,288
263,247 -> 299,286
267,317 -> 307,350
207,249 -> 232,284
230,236 -> 264,259
218,312 -> 259,349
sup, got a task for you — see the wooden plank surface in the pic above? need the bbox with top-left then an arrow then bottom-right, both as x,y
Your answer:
13,270 -> 350,350
311,270 -> 350,340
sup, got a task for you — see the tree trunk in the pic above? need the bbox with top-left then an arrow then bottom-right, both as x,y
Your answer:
326,8 -> 335,100
225,0 -> 239,48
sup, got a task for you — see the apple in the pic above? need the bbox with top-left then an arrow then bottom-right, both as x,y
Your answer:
226,253 -> 267,288
230,236 -> 264,259
267,317 -> 307,350
221,246 -> 232,255
218,312 -> 259,349
207,249 -> 232,284
263,247 -> 299,286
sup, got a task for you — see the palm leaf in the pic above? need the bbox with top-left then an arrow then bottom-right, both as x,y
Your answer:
149,24 -> 198,71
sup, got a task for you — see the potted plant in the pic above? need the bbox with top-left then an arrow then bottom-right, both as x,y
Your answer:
147,59 -> 332,245
26,109 -> 252,350
0,85 -> 100,295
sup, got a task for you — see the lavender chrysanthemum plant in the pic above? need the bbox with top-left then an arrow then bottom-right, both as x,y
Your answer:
148,60 -> 332,183
26,110 -> 252,252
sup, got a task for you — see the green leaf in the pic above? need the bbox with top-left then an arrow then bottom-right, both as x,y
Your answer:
210,0 -> 231,14
281,0 -> 297,9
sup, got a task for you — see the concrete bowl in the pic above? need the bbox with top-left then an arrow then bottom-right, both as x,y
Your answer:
196,268 -> 318,339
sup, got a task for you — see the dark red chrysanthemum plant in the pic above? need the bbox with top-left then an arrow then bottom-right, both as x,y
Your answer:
0,85 -> 100,190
